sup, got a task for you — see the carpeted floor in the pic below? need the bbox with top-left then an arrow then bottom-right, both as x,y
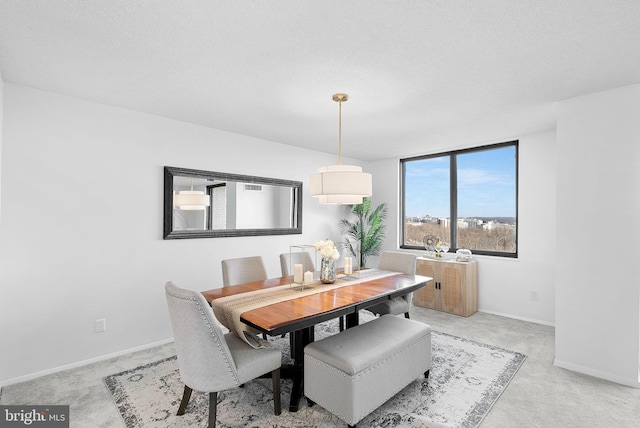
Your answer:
3,308 -> 640,427
104,316 -> 525,427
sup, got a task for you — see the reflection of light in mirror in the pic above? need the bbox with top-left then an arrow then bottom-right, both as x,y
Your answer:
174,191 -> 209,210
174,178 -> 210,211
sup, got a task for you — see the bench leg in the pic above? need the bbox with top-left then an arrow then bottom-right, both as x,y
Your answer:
404,312 -> 410,319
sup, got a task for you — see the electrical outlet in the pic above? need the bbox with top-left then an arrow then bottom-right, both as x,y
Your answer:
94,318 -> 106,333
530,290 -> 539,301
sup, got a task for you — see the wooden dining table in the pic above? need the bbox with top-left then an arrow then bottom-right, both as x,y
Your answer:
202,269 -> 432,412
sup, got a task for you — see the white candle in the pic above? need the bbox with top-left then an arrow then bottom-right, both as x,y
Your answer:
304,271 -> 314,284
293,263 -> 303,283
345,257 -> 352,274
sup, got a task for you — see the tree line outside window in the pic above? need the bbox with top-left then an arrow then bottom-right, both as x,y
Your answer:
400,141 -> 518,258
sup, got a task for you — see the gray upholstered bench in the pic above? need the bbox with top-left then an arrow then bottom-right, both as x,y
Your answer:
304,314 -> 432,427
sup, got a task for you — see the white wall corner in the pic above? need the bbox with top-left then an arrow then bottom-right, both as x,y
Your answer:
555,83 -> 640,387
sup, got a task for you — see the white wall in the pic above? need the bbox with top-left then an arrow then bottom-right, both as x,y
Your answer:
369,131 -> 557,326
555,84 -> 640,387
3,80 -> 638,388
0,72 -> 4,220
235,182 -> 278,228
0,84 -> 354,385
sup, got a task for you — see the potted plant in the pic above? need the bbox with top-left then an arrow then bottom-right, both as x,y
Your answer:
339,197 -> 388,268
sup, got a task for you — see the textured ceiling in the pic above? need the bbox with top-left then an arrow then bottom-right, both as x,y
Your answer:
1,1 -> 639,161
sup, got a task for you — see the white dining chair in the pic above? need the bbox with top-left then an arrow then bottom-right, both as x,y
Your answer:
366,251 -> 417,319
221,256 -> 268,286
164,281 -> 281,427
221,255 -> 270,339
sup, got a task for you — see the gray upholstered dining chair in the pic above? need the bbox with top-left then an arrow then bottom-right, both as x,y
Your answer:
164,281 -> 281,427
366,251 -> 417,319
279,251 -> 315,277
221,256 -> 268,286
222,256 -> 269,339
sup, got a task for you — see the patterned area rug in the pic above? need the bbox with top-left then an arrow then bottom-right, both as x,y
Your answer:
105,315 -> 525,428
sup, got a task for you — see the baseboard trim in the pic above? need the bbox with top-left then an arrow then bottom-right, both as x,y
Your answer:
553,358 -> 640,388
0,338 -> 174,389
477,309 -> 555,327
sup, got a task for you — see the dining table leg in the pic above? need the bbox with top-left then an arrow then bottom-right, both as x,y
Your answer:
345,310 -> 360,329
289,312 -> 359,411
289,326 -> 314,412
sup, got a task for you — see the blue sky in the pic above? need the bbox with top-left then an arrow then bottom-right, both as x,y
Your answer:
404,146 -> 516,218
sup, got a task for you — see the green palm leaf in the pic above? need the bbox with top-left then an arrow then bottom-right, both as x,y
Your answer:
339,197 -> 388,267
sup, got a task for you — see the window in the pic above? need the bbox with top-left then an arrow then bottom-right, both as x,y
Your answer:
401,141 -> 518,257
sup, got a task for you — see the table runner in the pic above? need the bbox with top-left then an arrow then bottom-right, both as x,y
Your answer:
211,269 -> 398,347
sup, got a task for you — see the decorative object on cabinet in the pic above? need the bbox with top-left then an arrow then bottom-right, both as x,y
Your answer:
413,257 -> 478,317
423,234 -> 440,257
455,248 -> 473,262
436,241 -> 450,257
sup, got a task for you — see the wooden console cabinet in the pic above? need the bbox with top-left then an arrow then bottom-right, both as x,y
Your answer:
413,257 -> 478,317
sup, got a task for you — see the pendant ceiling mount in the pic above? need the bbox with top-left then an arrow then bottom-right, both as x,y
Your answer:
332,93 -> 348,102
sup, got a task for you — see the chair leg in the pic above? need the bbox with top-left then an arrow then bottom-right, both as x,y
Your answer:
424,369 -> 430,378
208,392 -> 217,428
272,368 -> 282,415
177,385 -> 193,415
404,312 -> 410,319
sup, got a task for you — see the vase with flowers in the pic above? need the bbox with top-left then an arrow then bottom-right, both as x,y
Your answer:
314,239 -> 340,284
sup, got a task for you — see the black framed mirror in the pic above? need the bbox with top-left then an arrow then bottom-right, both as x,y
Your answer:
164,166 -> 302,239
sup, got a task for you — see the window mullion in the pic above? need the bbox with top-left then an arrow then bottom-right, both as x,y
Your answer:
450,154 -> 457,251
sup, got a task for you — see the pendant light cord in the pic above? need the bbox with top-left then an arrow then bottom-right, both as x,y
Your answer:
338,98 -> 343,165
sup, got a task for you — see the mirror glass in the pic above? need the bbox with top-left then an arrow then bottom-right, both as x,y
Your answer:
164,166 -> 302,239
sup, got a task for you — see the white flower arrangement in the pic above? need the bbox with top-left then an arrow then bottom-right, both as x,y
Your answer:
314,239 -> 340,260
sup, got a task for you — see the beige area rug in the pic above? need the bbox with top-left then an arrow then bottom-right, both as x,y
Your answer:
104,315 -> 525,427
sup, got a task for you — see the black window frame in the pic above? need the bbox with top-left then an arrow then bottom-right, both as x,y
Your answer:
400,140 -> 519,258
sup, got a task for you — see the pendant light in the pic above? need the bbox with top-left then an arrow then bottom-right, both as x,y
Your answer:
174,178 -> 211,210
310,93 -> 372,205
